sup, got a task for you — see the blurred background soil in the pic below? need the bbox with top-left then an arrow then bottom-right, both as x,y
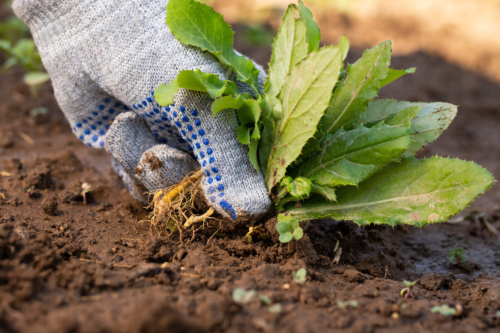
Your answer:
1,0 -> 500,332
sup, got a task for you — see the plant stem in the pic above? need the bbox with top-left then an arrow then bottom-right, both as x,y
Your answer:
274,186 -> 289,205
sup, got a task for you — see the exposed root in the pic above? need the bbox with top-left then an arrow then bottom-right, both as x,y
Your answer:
0,193 -> 5,201
146,170 -> 223,238
184,208 -> 215,228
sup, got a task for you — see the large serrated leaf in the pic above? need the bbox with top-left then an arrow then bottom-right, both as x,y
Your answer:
298,0 -> 321,53
403,102 -> 457,157
357,99 -> 421,128
286,157 -> 494,227
321,40 -> 392,136
260,4 -> 309,172
264,5 -> 308,99
155,70 -> 239,107
166,0 -> 261,95
264,46 -> 343,190
292,123 -> 412,188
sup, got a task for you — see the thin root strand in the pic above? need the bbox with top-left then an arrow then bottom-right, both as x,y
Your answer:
184,208 -> 215,228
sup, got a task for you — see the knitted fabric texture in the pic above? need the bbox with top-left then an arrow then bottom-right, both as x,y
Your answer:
106,112 -> 199,202
13,0 -> 271,219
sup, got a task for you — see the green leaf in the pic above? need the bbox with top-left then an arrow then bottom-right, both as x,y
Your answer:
293,268 -> 307,284
339,34 -> 349,61
403,102 -> 457,157
260,5 -> 308,171
23,71 -> 50,86
166,0 -> 261,96
403,280 -> 418,288
176,69 -> 239,98
287,177 -> 313,200
264,5 -> 308,99
248,139 -> 259,172
431,305 -> 456,316
321,40 -> 392,136
232,287 -> 256,304
155,79 -> 180,107
298,0 -> 321,53
358,100 -> 457,157
357,99 -> 421,128
379,67 -> 415,88
0,39 -> 11,52
277,214 -> 294,224
289,218 -> 300,230
279,232 -> 294,243
237,99 -> 261,126
276,222 -> 291,234
293,227 -> 304,240
264,46 -> 343,190
258,294 -> 272,305
448,248 -> 467,264
293,123 -> 413,188
286,156 -> 494,227
155,70 -> 240,107
311,184 -> 337,201
211,95 -> 244,117
236,125 -> 251,145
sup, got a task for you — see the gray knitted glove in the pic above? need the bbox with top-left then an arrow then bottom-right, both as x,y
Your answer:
13,0 -> 271,220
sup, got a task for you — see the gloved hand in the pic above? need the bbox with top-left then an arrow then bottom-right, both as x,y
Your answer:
13,0 -> 271,220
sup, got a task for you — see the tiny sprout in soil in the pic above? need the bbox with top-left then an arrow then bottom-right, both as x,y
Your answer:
400,280 -> 417,299
431,305 -> 458,316
276,214 -> 304,243
293,268 -> 307,284
448,248 -> 467,264
268,304 -> 282,313
258,294 -> 272,305
336,300 -> 358,309
81,183 -> 92,205
232,288 -> 256,304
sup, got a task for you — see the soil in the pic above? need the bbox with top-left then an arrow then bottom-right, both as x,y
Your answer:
2,4 -> 500,333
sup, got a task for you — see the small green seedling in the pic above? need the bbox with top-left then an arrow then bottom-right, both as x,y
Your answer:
431,305 -> 456,316
232,287 -> 256,304
496,311 -> 500,318
258,294 -> 272,305
258,294 -> 282,313
336,300 -> 358,309
276,214 -> 304,243
81,183 -> 92,205
268,304 -> 282,313
293,268 -> 307,285
22,185 -> 36,197
30,107 -> 49,118
448,248 -> 467,265
400,280 -> 417,300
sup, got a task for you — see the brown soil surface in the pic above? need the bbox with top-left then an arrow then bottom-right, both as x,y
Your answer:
2,3 -> 500,333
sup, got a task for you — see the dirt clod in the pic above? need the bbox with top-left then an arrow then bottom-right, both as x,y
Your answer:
41,195 -> 58,216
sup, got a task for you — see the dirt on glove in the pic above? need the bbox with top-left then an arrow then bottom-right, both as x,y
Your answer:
1,15 -> 500,333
